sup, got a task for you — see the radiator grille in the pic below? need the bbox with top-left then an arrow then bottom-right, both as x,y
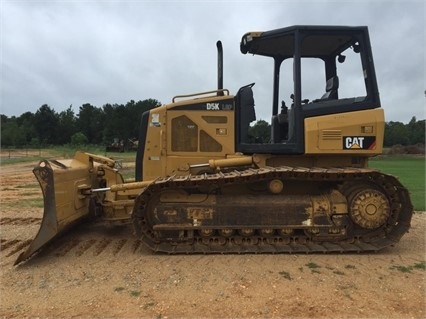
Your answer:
321,130 -> 342,140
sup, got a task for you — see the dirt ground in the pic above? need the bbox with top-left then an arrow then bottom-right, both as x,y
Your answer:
0,160 -> 425,319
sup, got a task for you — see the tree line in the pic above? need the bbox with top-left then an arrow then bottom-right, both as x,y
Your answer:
383,118 -> 425,146
1,101 -> 424,148
1,99 -> 161,147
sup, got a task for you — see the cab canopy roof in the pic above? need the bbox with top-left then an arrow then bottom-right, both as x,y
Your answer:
240,25 -> 368,59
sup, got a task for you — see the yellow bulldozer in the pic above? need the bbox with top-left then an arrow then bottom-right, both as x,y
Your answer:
16,25 -> 413,264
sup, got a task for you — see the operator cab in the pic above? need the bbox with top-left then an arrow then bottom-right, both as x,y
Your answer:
237,25 -> 381,154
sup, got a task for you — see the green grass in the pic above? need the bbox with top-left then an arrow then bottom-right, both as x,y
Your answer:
305,262 -> 321,269
390,262 -> 426,273
344,264 -> 356,269
414,261 -> 426,270
2,198 -> 44,209
278,271 -> 292,280
52,145 -> 138,161
370,156 -> 425,210
0,156 -> 45,165
0,145 -> 136,166
305,262 -> 321,273
16,184 -> 40,189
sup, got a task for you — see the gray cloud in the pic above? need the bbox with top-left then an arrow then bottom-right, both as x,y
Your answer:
1,0 -> 424,123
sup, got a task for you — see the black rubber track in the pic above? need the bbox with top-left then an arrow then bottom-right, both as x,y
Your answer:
132,166 -> 413,254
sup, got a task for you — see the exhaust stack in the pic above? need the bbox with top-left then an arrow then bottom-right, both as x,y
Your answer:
217,40 -> 223,95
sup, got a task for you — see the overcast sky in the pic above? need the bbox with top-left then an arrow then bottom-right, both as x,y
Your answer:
1,0 -> 425,123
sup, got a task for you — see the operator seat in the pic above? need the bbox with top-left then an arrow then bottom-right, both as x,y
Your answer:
321,76 -> 339,100
271,101 -> 289,143
236,84 -> 256,143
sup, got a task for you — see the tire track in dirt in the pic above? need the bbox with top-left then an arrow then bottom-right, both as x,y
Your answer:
112,239 -> 128,255
75,239 -> 97,257
1,239 -> 21,251
2,239 -> 32,257
93,238 -> 113,256
0,217 -> 42,225
1,236 -> 146,261
1,213 -> 146,261
53,239 -> 82,257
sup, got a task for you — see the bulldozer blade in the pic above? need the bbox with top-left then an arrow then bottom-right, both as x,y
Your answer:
15,155 -> 95,265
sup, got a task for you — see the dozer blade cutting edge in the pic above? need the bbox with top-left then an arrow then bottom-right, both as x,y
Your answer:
14,153 -> 104,265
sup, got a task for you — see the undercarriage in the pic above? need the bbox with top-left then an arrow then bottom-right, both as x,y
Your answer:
132,166 -> 413,253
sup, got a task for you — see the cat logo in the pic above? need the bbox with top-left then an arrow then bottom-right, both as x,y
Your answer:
345,137 -> 364,149
343,136 -> 376,150
206,103 -> 220,110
